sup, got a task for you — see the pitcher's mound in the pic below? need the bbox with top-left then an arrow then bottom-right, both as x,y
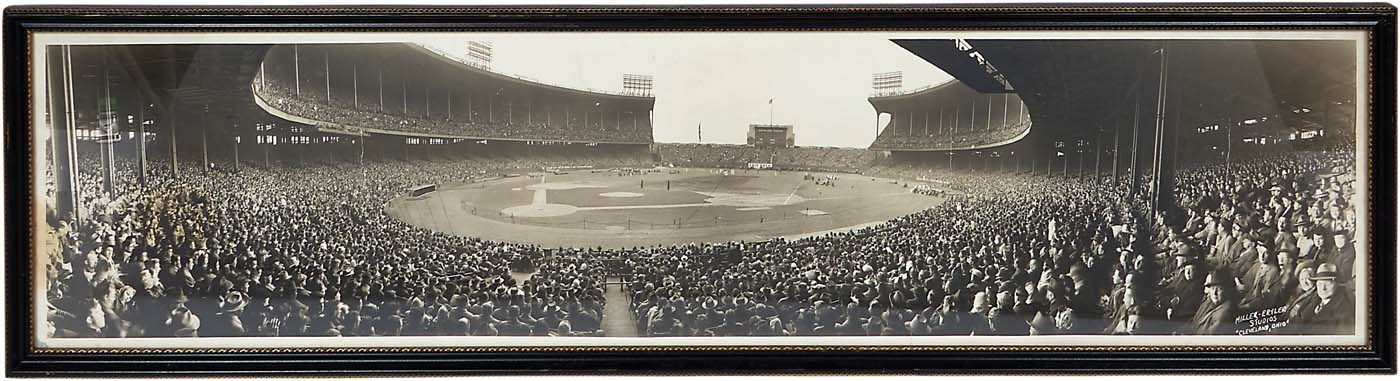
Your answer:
501,204 -> 579,217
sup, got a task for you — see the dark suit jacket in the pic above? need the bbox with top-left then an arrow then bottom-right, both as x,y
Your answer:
1167,278 -> 1205,322
1283,290 -> 1320,334
1184,299 -> 1238,335
1300,293 -> 1355,335
1241,265 -> 1282,310
1335,244 -> 1356,284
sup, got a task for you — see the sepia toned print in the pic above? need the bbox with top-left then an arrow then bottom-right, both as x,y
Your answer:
31,31 -> 1368,347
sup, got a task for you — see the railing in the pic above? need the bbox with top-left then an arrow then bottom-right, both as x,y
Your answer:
869,81 -> 951,98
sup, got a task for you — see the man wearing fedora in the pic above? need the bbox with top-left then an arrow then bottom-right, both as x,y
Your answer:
1292,263 -> 1354,335
201,289 -> 247,337
1181,268 -> 1240,335
1161,261 -> 1205,327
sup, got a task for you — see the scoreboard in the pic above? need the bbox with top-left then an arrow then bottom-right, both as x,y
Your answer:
747,124 -> 795,148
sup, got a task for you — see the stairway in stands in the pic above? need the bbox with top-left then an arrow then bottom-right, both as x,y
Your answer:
601,277 -> 639,337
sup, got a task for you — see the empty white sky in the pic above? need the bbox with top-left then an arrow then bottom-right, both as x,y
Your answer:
417,33 -> 952,148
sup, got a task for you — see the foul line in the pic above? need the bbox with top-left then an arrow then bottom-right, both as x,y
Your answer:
783,183 -> 802,205
577,203 -> 711,211
533,189 -> 548,206
804,192 -> 916,201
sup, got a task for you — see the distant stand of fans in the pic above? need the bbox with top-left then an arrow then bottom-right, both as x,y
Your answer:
254,82 -> 653,144
654,144 -> 884,173
870,121 -> 1029,151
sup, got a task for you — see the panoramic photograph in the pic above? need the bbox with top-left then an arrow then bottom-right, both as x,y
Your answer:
29,32 -> 1365,346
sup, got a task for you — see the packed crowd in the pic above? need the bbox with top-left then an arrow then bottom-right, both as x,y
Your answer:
619,147 -> 1358,336
870,121 -> 1030,151
911,185 -> 948,197
254,82 -> 653,144
655,144 -> 884,173
45,151 -> 652,338
45,138 -> 1358,338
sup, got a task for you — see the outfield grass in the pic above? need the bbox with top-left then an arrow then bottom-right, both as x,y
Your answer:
385,168 -> 943,248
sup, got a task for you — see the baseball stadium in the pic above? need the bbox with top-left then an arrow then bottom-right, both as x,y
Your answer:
39,36 -> 1361,340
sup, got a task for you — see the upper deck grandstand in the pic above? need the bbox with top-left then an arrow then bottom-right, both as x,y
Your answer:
868,80 -> 1031,151
253,43 -> 656,144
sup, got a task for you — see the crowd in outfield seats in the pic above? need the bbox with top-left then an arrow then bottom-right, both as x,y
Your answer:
655,144 -> 884,173
255,82 -> 653,144
45,139 -> 1357,337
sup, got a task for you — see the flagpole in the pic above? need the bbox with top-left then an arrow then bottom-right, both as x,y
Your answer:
768,98 -> 774,125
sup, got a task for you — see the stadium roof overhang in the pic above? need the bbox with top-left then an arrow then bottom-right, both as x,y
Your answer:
52,44 -> 272,134
865,79 -> 1005,113
890,39 -> 1358,144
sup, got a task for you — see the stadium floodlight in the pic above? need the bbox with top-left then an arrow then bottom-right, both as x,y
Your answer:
466,41 -> 492,69
872,71 -> 903,95
622,74 -> 653,96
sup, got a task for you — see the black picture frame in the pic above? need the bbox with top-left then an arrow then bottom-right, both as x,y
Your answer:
4,3 -> 1396,376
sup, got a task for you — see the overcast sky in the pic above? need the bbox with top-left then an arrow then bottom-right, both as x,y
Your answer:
417,33 -> 952,148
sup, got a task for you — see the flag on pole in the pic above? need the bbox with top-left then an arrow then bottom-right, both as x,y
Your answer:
697,122 -> 702,142
768,99 -> 775,124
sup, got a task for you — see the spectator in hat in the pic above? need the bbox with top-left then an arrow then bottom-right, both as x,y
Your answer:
1162,262 -> 1205,325
1182,268 -> 1239,335
1241,245 -> 1283,311
201,290 -> 247,337
147,286 -> 192,337
1293,263 -> 1354,335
